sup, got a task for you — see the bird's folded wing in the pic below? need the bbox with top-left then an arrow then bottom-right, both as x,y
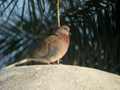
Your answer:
32,35 -> 60,58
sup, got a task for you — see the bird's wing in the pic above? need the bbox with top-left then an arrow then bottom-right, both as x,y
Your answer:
41,35 -> 59,58
32,35 -> 59,58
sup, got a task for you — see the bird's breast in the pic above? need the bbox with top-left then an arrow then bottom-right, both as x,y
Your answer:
58,33 -> 70,45
56,34 -> 70,55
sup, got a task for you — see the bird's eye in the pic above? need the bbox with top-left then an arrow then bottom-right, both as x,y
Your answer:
63,27 -> 69,31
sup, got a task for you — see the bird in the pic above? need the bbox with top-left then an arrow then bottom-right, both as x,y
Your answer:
9,25 -> 70,66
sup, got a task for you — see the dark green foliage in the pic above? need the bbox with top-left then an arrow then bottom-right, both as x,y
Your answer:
0,0 -> 119,74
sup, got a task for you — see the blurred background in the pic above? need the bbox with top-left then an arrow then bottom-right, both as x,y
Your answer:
0,0 -> 119,75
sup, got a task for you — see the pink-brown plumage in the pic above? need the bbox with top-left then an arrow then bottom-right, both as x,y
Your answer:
7,25 -> 70,67
31,25 -> 70,64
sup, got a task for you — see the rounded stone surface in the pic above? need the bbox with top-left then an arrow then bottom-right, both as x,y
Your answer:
0,65 -> 120,90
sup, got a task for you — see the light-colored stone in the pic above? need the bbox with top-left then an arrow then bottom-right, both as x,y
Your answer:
0,65 -> 120,90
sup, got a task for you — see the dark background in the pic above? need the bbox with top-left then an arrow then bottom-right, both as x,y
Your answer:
0,0 -> 120,75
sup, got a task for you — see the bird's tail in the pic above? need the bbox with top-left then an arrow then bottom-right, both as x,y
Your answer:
6,58 -> 51,68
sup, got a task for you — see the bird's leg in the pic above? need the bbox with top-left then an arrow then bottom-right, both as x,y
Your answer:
47,62 -> 52,65
57,60 -> 60,64
49,60 -> 60,64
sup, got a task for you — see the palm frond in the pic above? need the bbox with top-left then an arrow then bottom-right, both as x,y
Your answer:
0,0 -> 119,74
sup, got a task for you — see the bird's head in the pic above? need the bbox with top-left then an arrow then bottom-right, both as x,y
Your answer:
56,25 -> 70,36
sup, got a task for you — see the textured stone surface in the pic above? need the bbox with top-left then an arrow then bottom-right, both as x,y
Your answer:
0,65 -> 120,90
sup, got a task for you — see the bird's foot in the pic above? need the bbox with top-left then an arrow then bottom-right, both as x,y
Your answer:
50,60 -> 61,64
57,60 -> 60,64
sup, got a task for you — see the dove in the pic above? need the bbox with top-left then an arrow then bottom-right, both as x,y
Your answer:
32,25 -> 70,63
8,25 -> 70,67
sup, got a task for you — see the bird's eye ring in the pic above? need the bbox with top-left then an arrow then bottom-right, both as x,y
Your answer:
63,27 -> 69,32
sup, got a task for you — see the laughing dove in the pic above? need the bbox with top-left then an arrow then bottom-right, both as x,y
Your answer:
9,25 -> 70,66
